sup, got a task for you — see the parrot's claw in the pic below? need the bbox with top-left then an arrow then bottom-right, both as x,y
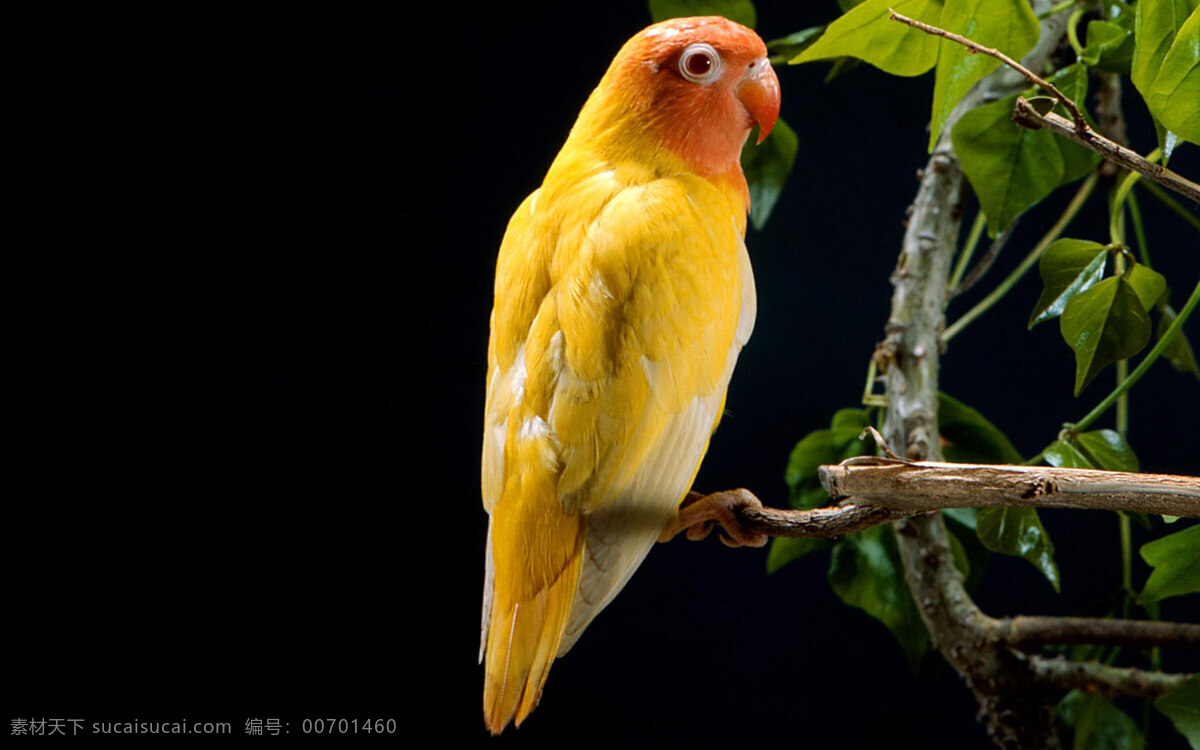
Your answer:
659,488 -> 768,548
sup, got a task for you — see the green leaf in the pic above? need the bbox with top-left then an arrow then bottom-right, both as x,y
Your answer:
1160,123 -> 1182,163
938,392 -> 1024,463
742,117 -> 799,230
928,0 -> 1038,151
791,0 -> 944,76
1159,305 -> 1200,378
823,55 -> 863,81
771,408 -> 871,571
831,407 -> 871,431
1060,277 -> 1152,395
1082,19 -> 1135,73
1155,675 -> 1200,749
952,94 -> 1065,236
828,525 -> 930,667
783,425 -> 870,509
1125,263 -> 1168,311
647,0 -> 757,27
766,26 -> 825,60
1028,239 -> 1109,328
1047,64 -> 1103,183
1043,439 -> 1095,468
1132,0 -> 1200,145
1077,429 -> 1140,472
767,537 -> 832,573
1137,523 -> 1200,605
977,506 -> 1060,591
1057,690 -> 1145,750
1150,4 -> 1200,144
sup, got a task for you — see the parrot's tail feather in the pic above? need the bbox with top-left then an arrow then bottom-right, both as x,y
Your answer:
482,520 -> 585,734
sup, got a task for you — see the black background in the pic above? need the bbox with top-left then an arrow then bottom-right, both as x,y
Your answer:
16,1 -> 1200,746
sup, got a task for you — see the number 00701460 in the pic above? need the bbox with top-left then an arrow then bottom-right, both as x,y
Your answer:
301,719 -> 397,734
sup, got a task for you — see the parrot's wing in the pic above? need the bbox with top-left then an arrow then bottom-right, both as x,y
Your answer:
543,175 -> 756,652
480,172 -> 754,727
482,188 -> 552,517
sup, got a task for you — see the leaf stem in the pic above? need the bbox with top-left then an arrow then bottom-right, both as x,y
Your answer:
1108,148 -> 1157,248
1127,190 -> 1151,268
1138,180 -> 1200,235
1116,358 -> 1129,435
1073,277 -> 1200,433
862,354 -> 887,407
1037,0 -> 1079,19
942,174 -> 1097,343
949,212 -> 986,293
1119,509 -> 1133,619
1066,6 -> 1087,59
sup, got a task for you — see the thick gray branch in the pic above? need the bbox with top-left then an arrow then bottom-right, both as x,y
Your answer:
878,3 -> 1076,748
820,461 -> 1200,517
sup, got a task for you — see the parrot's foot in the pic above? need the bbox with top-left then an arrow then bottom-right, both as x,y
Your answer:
659,489 -> 768,548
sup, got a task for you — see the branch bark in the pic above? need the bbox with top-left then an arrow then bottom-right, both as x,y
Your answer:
737,501 -> 920,539
1000,616 -> 1200,650
1028,655 -> 1191,699
820,461 -> 1200,517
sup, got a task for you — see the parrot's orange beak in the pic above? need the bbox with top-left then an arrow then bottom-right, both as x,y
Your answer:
738,57 -> 780,144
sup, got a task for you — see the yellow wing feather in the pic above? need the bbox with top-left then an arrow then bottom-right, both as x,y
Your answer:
480,151 -> 753,733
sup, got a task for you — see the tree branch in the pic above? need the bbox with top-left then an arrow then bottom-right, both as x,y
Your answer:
737,501 -> 920,539
946,216 -> 1018,300
1028,655 -> 1192,699
877,4 -> 1076,747
819,461 -> 1200,517
888,8 -> 1085,127
1011,99 -> 1200,202
1000,616 -> 1200,650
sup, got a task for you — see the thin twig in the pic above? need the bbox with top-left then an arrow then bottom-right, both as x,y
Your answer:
858,424 -> 907,461
1139,180 -> 1200,234
942,174 -> 1096,343
1012,99 -> 1200,203
948,216 -> 1019,299
888,8 -> 1086,130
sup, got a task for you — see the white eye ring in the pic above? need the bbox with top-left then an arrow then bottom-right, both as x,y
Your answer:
678,43 -> 722,84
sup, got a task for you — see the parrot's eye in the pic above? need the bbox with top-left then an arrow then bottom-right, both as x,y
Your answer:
678,43 -> 722,84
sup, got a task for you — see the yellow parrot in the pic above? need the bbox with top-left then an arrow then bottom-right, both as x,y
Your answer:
479,15 -> 780,733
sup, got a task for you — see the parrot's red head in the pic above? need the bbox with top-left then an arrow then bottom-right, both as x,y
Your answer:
577,16 -> 780,183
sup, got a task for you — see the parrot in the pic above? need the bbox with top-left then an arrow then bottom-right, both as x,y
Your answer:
479,15 -> 780,733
